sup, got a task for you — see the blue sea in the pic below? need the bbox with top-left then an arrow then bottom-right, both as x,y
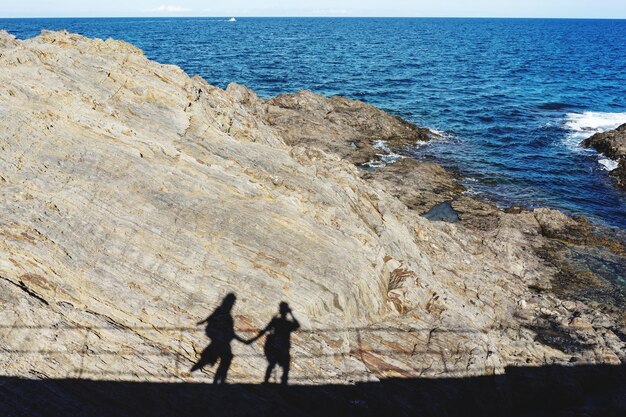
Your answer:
2,18 -> 626,228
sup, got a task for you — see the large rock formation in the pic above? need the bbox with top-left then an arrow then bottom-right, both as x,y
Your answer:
0,31 -> 624,415
581,123 -> 626,189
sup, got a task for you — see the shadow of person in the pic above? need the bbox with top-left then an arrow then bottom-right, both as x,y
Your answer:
190,293 -> 246,384
249,302 -> 300,385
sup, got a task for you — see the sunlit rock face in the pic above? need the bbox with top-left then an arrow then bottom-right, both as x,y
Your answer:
0,30 -> 623,395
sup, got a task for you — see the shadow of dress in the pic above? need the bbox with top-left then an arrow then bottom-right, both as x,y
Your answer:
191,295 -> 240,384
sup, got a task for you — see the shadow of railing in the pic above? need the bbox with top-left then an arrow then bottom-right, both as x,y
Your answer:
1,364 -> 624,417
0,324 -> 493,333
0,323 -> 598,381
0,324 -> 488,382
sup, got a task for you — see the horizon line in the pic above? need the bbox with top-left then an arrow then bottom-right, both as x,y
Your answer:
1,15 -> 626,20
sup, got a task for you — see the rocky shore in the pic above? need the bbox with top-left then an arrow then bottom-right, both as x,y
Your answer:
581,123 -> 626,189
0,31 -> 624,415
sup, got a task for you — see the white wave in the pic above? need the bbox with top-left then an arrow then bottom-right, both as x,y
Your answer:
362,153 -> 405,169
372,140 -> 390,152
429,128 -> 453,140
564,111 -> 626,132
362,159 -> 385,169
379,153 -> 404,165
462,187 -> 481,197
598,158 -> 619,171
563,111 -> 626,149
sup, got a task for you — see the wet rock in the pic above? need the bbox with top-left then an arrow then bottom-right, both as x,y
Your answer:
362,158 -> 464,214
262,91 -> 435,165
423,202 -> 460,223
534,208 -> 625,255
581,123 -> 626,189
504,206 -> 531,215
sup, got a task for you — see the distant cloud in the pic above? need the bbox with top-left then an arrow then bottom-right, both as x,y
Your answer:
145,5 -> 191,13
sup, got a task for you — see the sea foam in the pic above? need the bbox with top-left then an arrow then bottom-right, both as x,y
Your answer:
565,111 -> 626,135
599,158 -> 619,171
563,111 -> 626,170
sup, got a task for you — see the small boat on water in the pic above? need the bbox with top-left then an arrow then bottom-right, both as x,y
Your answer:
228,17 -> 237,22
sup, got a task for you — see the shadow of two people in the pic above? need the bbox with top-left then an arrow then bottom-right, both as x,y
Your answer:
190,293 -> 300,385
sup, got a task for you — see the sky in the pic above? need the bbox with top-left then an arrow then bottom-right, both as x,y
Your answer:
1,1 -> 625,19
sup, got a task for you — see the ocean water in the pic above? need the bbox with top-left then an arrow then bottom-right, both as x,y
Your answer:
1,18 -> 626,228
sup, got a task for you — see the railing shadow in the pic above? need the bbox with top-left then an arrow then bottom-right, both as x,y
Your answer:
1,363 -> 624,417
0,322 -> 609,381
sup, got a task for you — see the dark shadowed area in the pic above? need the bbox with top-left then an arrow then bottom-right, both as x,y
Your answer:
1,364 -> 624,416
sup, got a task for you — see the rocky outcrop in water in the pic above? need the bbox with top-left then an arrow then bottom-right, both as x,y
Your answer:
0,30 -> 624,415
581,123 -> 626,189
227,83 -> 436,166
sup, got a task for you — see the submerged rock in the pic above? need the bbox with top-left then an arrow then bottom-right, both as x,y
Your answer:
423,202 -> 460,223
0,31 -> 624,415
581,123 -> 626,189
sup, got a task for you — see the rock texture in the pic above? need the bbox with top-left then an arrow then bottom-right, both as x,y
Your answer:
363,158 -> 464,215
261,90 -> 435,166
0,31 -> 624,414
581,123 -> 626,189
